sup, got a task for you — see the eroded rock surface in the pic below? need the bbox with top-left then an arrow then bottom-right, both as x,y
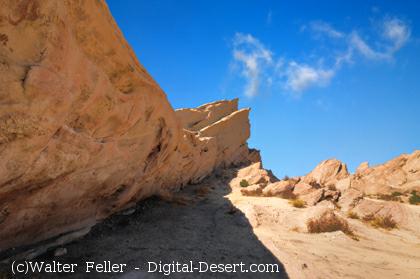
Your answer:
0,0 -> 254,254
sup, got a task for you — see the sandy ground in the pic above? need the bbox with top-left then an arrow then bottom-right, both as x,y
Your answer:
0,173 -> 288,279
1,168 -> 419,279
227,179 -> 420,279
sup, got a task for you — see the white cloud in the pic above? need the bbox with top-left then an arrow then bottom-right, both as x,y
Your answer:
230,16 -> 411,97
382,18 -> 410,50
349,18 -> 410,60
349,32 -> 389,60
232,33 -> 273,97
285,62 -> 335,93
310,21 -> 344,39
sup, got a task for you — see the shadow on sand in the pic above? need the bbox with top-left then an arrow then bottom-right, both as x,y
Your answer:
5,169 -> 289,279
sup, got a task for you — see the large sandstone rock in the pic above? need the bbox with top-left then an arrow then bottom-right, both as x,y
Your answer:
262,181 -> 294,197
0,0 -> 254,254
351,151 -> 420,195
302,159 -> 349,187
231,162 -> 274,188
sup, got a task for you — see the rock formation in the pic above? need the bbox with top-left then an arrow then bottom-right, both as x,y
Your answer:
238,150 -> 420,232
0,0 -> 255,255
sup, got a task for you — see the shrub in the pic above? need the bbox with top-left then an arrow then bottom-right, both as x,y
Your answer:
283,175 -> 290,180
347,211 -> 359,219
289,199 -> 306,208
239,179 -> 249,188
363,214 -> 397,230
409,191 -> 420,205
391,191 -> 403,197
307,211 -> 357,239
377,194 -> 400,202
370,215 -> 397,230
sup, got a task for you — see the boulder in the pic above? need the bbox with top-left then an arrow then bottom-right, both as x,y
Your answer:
336,177 -> 351,193
262,181 -> 294,197
302,159 -> 349,187
240,185 -> 263,197
293,182 -> 314,196
338,189 -> 364,212
232,162 -> 273,188
324,189 -> 340,202
300,189 -> 325,206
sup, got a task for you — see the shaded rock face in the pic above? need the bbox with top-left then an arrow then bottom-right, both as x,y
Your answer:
0,0 -> 253,252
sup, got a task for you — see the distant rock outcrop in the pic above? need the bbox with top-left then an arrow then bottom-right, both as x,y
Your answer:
0,0 -> 255,254
237,151 -> 420,232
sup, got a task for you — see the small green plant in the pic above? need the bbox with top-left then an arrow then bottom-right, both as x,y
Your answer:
289,199 -> 306,208
239,179 -> 249,188
347,211 -> 359,219
409,191 -> 420,205
391,191 -> 403,197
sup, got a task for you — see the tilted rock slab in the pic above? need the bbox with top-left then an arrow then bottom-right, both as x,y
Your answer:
0,0 -> 253,254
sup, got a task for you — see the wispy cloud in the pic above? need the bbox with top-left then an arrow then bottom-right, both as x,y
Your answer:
232,33 -> 273,97
309,21 -> 344,39
382,18 -> 411,51
231,16 -> 411,98
285,62 -> 335,93
349,18 -> 411,60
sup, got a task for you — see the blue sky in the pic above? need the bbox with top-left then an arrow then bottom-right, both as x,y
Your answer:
107,0 -> 420,177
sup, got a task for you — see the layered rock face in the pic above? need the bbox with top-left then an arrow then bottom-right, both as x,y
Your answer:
0,0 -> 253,253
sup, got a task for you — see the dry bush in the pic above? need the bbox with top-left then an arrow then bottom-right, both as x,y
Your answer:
289,199 -> 306,208
362,213 -> 397,230
377,194 -> 400,202
370,215 -> 397,230
347,211 -> 359,219
307,211 -> 357,240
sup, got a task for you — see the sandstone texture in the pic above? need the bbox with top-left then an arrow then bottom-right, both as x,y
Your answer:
238,151 -> 420,232
0,0 -> 254,254
230,152 -> 420,279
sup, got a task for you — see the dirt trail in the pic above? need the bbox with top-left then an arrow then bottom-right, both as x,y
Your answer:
0,172 -> 288,279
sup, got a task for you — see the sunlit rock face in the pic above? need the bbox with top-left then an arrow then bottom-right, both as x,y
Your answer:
0,0 -> 254,252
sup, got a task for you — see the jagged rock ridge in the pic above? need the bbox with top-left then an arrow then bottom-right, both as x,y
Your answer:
0,0 -> 255,253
